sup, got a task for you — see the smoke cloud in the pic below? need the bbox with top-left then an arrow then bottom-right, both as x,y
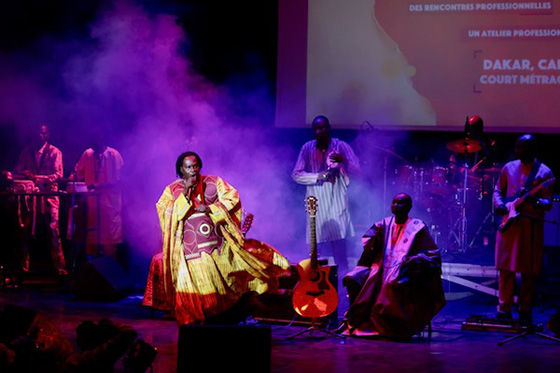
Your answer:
0,0 -> 308,282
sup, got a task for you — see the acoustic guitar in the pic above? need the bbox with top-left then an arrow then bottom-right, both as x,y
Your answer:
292,196 -> 338,318
498,178 -> 555,232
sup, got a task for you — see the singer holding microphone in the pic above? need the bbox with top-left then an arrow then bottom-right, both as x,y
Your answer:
156,151 -> 289,325
292,115 -> 361,281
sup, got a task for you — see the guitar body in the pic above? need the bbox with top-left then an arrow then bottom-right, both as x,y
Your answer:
497,178 -> 555,232
292,196 -> 339,318
292,258 -> 338,318
498,200 -> 521,232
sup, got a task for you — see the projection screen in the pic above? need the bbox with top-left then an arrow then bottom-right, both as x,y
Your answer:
276,0 -> 560,132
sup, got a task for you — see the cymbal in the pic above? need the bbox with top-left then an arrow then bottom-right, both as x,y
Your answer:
446,138 -> 482,153
483,167 -> 502,174
370,144 -> 408,162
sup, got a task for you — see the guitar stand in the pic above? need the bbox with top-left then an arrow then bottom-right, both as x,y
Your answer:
498,323 -> 560,346
287,317 -> 345,341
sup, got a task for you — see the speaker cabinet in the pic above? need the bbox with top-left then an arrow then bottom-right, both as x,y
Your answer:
177,324 -> 271,373
72,256 -> 132,301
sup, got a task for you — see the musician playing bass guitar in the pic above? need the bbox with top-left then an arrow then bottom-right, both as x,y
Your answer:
494,134 -> 555,325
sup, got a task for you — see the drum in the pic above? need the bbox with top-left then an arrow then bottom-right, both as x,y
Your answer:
430,166 -> 451,194
479,174 -> 497,198
11,180 -> 35,193
66,182 -> 88,193
454,187 -> 482,203
393,165 -> 414,187
392,165 -> 429,196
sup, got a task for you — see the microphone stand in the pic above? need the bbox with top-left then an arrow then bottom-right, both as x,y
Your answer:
498,212 -> 560,345
459,144 -> 469,253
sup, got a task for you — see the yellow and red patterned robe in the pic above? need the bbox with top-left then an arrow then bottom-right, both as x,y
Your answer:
156,175 -> 289,324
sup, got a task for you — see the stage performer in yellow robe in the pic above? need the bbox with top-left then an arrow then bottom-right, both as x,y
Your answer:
157,151 -> 289,324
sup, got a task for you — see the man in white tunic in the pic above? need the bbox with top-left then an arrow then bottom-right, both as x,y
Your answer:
74,139 -> 124,259
292,115 -> 360,277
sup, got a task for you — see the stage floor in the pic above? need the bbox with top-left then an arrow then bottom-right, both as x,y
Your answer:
1,276 -> 560,372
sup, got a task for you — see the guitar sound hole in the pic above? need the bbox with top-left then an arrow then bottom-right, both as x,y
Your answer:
309,270 -> 320,282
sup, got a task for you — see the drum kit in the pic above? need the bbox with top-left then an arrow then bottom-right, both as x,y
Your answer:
385,136 -> 500,254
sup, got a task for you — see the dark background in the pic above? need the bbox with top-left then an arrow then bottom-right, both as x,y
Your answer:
1,0 -> 556,167
0,0 -> 557,170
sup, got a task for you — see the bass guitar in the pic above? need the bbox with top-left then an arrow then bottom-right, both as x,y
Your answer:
292,196 -> 338,318
498,178 -> 555,232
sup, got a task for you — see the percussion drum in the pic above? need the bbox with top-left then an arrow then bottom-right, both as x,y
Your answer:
392,165 -> 429,196
454,187 -> 484,203
394,165 -> 413,185
66,182 -> 88,193
412,167 -> 429,196
430,166 -> 451,194
11,180 -> 35,193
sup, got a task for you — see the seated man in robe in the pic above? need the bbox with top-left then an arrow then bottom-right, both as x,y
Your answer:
340,193 -> 446,339
154,151 -> 290,325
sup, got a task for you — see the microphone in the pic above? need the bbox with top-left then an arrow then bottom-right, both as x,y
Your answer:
185,174 -> 197,199
186,186 -> 193,200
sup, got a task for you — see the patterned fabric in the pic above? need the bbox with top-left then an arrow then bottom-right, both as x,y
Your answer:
493,160 -> 554,274
142,252 -> 170,311
74,147 -> 124,245
157,176 -> 289,324
142,238 -> 289,312
345,216 -> 446,338
183,212 -> 225,260
292,138 -> 360,243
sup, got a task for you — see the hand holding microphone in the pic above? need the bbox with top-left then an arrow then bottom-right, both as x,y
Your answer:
183,174 -> 198,197
329,152 -> 344,163
318,168 -> 333,181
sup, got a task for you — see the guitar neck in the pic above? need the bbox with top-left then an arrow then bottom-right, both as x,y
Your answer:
310,215 -> 318,269
508,178 -> 554,204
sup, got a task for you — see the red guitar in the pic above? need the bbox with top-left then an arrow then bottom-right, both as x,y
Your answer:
292,196 -> 338,318
498,178 -> 555,232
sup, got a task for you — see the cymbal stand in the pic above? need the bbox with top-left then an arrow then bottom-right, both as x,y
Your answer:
459,152 -> 469,252
469,210 -> 492,248
468,179 -> 495,249
468,171 -> 501,249
449,150 -> 469,253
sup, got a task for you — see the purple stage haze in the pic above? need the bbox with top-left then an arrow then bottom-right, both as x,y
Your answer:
0,1 -> 299,270
0,1 -> 305,278
0,0 -> 440,282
